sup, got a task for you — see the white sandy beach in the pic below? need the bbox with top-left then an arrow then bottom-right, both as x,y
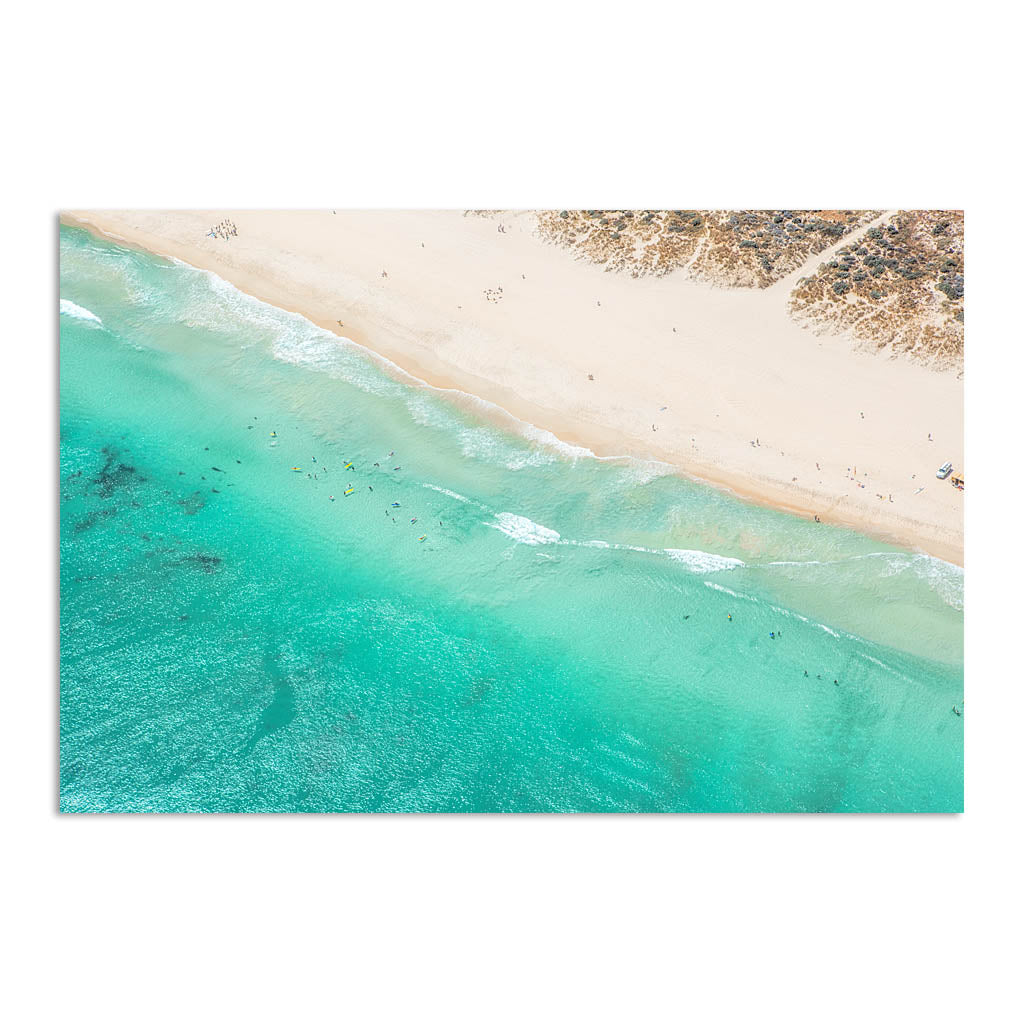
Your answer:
61,209 -> 964,564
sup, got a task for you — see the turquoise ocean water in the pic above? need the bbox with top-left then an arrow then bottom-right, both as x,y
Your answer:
59,225 -> 964,812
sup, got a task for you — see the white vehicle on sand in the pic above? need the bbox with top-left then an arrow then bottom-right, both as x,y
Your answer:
936,461 -> 953,479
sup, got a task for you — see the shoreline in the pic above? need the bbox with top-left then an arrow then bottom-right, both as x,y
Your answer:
60,211 -> 964,566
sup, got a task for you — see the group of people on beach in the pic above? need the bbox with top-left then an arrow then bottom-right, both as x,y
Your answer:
207,219 -> 237,241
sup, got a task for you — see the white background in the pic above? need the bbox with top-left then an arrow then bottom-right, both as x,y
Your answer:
3,2 -> 1020,1021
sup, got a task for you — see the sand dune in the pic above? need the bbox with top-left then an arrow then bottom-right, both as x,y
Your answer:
61,209 -> 964,563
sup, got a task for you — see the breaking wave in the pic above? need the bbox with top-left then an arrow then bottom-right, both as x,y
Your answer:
666,549 -> 745,573
60,299 -> 102,325
487,512 -> 562,546
486,512 -> 745,573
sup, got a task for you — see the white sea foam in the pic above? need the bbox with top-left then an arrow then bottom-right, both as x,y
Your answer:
702,580 -> 854,641
853,551 -> 964,611
421,483 -> 472,503
485,513 -> 743,574
521,422 -> 595,462
665,549 -> 745,573
756,550 -> 964,612
454,424 -> 558,470
60,299 -> 102,325
858,651 -> 915,683
703,581 -> 757,601
612,458 -> 677,486
487,512 -> 562,545
912,555 -> 964,611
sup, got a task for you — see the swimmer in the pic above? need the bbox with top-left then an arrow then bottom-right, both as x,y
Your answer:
952,705 -> 961,716
727,614 -> 732,621
834,679 -> 839,686
329,495 -> 335,502
769,632 -> 775,639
